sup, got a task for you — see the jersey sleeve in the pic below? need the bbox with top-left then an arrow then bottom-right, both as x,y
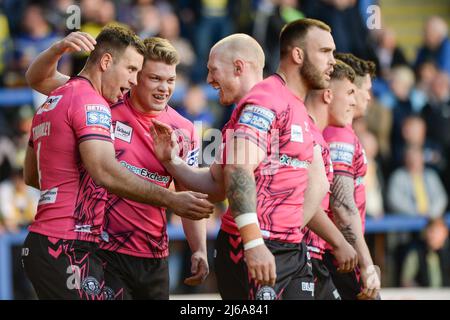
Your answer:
323,127 -> 355,177
231,104 -> 277,153
68,95 -> 113,144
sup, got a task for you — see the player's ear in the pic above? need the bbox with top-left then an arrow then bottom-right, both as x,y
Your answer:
292,47 -> 304,65
100,53 -> 113,71
234,59 -> 244,75
323,88 -> 333,104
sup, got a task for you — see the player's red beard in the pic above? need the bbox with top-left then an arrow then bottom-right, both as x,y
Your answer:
300,52 -> 328,90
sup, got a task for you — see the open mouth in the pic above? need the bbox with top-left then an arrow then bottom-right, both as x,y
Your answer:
119,87 -> 129,97
153,94 -> 167,103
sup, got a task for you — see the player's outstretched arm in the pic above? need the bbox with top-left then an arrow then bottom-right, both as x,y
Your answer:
306,208 -> 358,272
79,139 -> 215,220
302,145 -> 330,226
26,32 -> 96,95
330,174 -> 381,299
224,137 -> 276,287
150,119 -> 226,202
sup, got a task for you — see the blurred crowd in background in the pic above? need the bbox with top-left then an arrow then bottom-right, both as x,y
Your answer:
0,0 -> 450,297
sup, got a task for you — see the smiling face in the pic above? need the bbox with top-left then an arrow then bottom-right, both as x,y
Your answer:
101,45 -> 144,103
328,77 -> 357,126
301,27 -> 336,90
133,59 -> 176,112
206,49 -> 241,106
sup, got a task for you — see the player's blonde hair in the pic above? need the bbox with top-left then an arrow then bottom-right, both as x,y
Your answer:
143,37 -> 180,65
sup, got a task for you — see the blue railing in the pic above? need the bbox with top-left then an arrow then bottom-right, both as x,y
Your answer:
0,88 -> 34,107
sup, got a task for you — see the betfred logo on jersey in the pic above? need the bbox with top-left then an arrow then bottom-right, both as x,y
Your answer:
37,95 -> 63,115
329,142 -> 355,166
238,105 -> 275,132
85,104 -> 111,129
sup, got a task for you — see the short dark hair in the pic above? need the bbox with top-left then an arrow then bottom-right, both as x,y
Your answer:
87,23 -> 145,64
334,53 -> 376,78
331,59 -> 356,83
279,18 -> 331,58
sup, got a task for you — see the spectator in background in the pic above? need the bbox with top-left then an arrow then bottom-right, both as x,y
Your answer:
0,6 -> 11,85
387,144 -> 448,218
365,96 -> 392,168
47,0 -> 75,34
421,71 -> 450,196
134,2 -> 161,39
386,66 -> 417,168
415,16 -> 450,77
264,0 -> 305,74
71,0 -> 117,74
305,0 -> 373,60
373,28 -> 408,79
0,134 -> 16,181
178,84 -> 215,131
13,105 -> 35,167
359,129 -> 384,218
410,61 -> 439,111
0,168 -> 39,233
401,115 -> 444,173
158,12 -> 196,85
401,218 -> 450,287
11,4 -> 62,87
190,0 -> 234,83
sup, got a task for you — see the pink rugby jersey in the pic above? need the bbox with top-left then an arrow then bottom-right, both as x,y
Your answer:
220,74 -> 314,244
99,93 -> 199,258
302,118 -> 334,260
323,125 -> 368,234
28,76 -> 112,242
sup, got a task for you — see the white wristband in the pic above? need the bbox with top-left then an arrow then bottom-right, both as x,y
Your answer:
243,238 -> 265,251
235,212 -> 259,229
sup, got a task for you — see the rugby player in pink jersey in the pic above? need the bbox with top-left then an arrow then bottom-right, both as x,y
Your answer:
303,60 -> 358,300
151,20 -> 358,300
22,26 -> 213,299
323,53 -> 381,300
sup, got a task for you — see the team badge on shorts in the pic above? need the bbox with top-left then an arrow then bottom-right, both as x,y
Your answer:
81,276 -> 101,295
256,286 -> 276,300
102,286 -> 115,300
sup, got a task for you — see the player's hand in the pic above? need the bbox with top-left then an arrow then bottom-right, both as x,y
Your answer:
334,239 -> 358,273
357,265 -> 381,300
53,32 -> 96,55
170,191 -> 214,220
184,251 -> 209,286
150,119 -> 179,163
244,244 -> 276,287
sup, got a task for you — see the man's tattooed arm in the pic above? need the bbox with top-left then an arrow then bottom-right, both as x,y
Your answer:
330,174 -> 374,269
330,174 -> 360,244
331,174 -> 359,216
225,166 -> 257,216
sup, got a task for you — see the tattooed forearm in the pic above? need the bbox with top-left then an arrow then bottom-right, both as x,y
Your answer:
339,223 -> 357,245
330,174 -> 359,216
226,166 -> 257,216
